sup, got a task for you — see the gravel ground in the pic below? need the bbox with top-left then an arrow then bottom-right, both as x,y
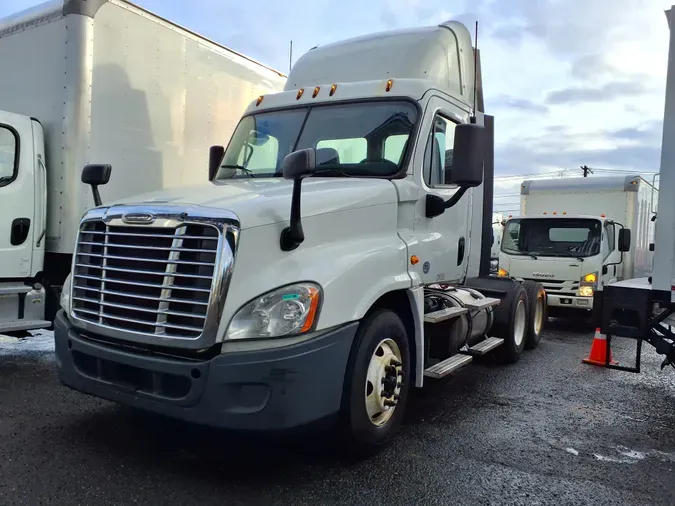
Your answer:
2,321 -> 675,505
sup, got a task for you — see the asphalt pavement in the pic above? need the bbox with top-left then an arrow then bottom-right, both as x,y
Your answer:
2,321 -> 675,506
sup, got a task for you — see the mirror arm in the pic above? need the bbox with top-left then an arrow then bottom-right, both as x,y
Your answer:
280,178 -> 305,251
91,185 -> 102,207
444,186 -> 469,209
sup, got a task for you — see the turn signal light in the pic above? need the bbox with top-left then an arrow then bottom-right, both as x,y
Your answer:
584,273 -> 597,283
498,268 -> 508,277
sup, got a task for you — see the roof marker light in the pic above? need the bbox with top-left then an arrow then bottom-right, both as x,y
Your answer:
296,88 -> 304,100
386,79 -> 393,92
256,95 -> 264,106
329,84 -> 337,96
312,86 -> 320,98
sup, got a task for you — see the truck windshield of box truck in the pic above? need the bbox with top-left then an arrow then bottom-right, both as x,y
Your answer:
502,218 -> 603,259
215,100 -> 419,179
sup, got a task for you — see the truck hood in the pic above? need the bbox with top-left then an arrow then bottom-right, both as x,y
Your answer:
110,178 -> 398,230
505,255 -> 586,282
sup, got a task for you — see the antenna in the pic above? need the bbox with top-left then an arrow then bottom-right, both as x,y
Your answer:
470,21 -> 479,124
289,40 -> 293,73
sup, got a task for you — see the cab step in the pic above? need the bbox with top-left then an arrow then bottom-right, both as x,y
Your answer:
424,306 -> 468,324
465,336 -> 504,356
424,354 -> 473,379
0,320 -> 51,333
0,283 -> 31,296
464,297 -> 501,311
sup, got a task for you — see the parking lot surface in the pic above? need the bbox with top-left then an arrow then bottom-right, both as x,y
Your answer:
2,321 -> 675,505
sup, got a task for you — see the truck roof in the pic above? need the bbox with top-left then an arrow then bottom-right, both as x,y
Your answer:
250,21 -> 480,114
510,214 -> 611,221
0,0 -> 285,78
520,174 -> 656,195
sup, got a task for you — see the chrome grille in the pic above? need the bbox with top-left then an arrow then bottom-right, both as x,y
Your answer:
71,220 -> 221,339
522,278 -> 579,296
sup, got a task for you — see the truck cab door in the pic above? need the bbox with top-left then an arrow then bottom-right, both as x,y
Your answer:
413,100 -> 472,284
0,111 -> 37,279
601,221 -> 619,287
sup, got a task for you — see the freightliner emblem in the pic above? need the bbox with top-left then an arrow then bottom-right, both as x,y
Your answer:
121,212 -> 156,225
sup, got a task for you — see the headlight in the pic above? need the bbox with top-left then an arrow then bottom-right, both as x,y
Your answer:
60,273 -> 72,313
578,286 -> 594,297
498,267 -> 509,277
225,283 -> 321,340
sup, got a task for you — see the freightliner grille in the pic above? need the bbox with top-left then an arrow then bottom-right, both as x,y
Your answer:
71,220 -> 225,339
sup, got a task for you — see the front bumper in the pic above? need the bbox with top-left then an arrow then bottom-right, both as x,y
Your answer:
547,293 -> 593,310
54,310 -> 357,431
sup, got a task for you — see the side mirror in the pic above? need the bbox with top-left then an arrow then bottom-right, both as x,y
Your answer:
618,228 -> 631,252
81,164 -> 111,207
282,148 -> 317,180
448,123 -> 485,187
209,145 -> 225,182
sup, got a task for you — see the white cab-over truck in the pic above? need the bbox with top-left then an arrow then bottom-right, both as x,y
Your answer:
498,176 -> 655,321
54,19 -> 548,455
597,5 -> 675,374
0,0 -> 285,333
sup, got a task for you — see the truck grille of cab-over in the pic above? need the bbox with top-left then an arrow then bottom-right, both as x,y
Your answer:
71,221 -> 221,339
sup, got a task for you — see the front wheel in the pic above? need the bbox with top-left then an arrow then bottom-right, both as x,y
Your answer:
339,309 -> 410,458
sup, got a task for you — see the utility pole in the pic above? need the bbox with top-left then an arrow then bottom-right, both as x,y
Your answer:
580,165 -> 593,177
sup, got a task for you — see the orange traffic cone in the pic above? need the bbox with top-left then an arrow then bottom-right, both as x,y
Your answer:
583,328 -> 617,366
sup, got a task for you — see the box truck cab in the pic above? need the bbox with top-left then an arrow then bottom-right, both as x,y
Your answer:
53,19 -> 549,455
498,175 -> 655,319
499,214 -> 630,315
0,0 -> 285,333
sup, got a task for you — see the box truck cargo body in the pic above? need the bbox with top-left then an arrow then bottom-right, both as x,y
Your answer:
0,0 -> 286,332
498,175 -> 656,317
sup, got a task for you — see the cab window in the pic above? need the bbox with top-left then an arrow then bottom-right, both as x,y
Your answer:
423,115 -> 457,187
0,126 -> 18,186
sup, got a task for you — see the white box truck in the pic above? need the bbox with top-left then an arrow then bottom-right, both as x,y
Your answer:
53,18 -> 548,456
0,0 -> 286,333
498,176 -> 656,320
597,5 -> 675,374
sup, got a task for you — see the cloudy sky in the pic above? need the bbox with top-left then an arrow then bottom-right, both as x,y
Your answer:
1,0 -> 672,216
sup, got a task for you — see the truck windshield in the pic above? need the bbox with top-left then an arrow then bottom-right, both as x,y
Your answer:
215,100 -> 418,179
501,218 -> 602,258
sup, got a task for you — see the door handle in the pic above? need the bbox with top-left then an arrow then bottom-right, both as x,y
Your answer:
10,217 -> 30,246
457,237 -> 465,266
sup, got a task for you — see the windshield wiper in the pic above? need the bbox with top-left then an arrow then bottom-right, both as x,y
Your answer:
220,164 -> 254,177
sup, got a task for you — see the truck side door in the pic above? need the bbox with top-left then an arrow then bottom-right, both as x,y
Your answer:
413,99 -> 471,284
0,111 -> 36,279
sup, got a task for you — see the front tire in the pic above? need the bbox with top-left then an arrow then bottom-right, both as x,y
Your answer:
339,309 -> 410,457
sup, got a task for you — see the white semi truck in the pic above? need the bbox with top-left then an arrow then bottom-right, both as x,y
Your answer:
54,18 -> 548,455
0,0 -> 285,333
498,176 -> 656,321
597,5 -> 675,374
